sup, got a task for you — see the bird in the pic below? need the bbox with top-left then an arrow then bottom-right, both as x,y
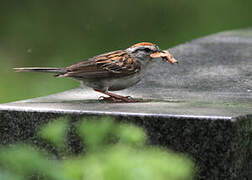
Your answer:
14,42 -> 178,102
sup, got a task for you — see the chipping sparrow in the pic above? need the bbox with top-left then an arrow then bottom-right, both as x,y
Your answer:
14,42 -> 177,102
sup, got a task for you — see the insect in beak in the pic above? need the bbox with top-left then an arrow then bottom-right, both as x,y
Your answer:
150,50 -> 178,64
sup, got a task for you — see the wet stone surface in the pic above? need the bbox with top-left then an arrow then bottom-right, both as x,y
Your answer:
1,29 -> 252,179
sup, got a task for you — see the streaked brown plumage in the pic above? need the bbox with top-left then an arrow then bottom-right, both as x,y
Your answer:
62,50 -> 140,79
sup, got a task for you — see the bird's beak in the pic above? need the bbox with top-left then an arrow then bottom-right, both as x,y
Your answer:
150,50 -> 178,64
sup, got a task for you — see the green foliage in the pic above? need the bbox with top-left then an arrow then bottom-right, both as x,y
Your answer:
0,116 -> 195,180
39,118 -> 68,149
77,116 -> 115,151
116,123 -> 147,147
0,145 -> 66,180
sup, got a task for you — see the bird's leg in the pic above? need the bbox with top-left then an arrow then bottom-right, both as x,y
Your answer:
93,88 -> 136,103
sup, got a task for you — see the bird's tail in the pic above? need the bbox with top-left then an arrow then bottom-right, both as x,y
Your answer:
13,67 -> 67,76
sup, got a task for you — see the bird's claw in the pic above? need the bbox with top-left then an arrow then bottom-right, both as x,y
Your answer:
98,95 -> 137,103
98,96 -> 120,102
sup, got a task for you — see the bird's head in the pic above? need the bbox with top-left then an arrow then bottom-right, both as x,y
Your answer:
126,42 -> 178,64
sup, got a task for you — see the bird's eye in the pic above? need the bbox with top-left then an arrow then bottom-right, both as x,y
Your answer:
143,48 -> 151,52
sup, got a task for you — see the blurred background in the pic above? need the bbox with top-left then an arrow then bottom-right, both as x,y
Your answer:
1,0 -> 252,103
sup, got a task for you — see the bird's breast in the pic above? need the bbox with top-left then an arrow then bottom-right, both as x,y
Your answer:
107,72 -> 143,91
82,72 -> 143,91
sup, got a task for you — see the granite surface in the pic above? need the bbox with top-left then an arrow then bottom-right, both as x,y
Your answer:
0,29 -> 252,179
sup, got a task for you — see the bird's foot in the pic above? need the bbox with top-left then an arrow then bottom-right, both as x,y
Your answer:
94,88 -> 138,103
98,96 -> 119,102
98,95 -> 137,103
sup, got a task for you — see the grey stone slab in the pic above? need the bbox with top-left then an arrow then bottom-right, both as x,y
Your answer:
0,29 -> 252,179
1,87 -> 251,118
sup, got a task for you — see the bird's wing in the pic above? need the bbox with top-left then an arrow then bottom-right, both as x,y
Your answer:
61,50 -> 141,79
